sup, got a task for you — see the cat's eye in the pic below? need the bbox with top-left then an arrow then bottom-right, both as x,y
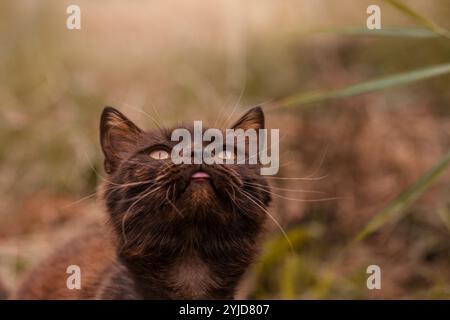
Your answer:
149,149 -> 170,160
216,150 -> 235,160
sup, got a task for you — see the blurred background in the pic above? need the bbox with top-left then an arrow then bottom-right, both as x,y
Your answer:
1,0 -> 450,299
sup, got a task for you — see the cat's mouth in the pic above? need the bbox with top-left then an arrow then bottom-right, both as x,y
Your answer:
171,165 -> 241,206
174,166 -> 215,197
190,170 -> 210,182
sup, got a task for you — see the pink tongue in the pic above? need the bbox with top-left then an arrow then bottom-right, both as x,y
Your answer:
191,171 -> 210,179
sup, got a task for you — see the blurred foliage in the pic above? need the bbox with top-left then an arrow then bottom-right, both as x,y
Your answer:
354,150 -> 450,242
275,63 -> 450,109
384,0 -> 450,38
250,0 -> 450,299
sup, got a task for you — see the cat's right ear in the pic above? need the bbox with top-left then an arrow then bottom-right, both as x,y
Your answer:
100,107 -> 143,174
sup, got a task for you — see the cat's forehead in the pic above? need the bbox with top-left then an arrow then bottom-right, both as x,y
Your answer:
138,124 -> 218,145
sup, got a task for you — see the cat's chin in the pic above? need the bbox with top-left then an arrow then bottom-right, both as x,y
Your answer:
182,181 -> 215,208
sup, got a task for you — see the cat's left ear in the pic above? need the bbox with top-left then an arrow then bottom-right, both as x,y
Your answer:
100,106 -> 143,174
231,106 -> 265,131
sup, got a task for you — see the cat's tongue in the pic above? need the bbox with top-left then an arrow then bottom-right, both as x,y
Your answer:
191,171 -> 210,181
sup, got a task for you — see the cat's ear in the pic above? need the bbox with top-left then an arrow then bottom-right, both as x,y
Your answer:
100,107 -> 142,174
231,106 -> 265,131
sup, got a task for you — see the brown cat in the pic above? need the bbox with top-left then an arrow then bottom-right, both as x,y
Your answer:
15,106 -> 271,299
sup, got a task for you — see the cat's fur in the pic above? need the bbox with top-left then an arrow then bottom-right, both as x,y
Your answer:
0,280 -> 8,299
15,106 -> 271,299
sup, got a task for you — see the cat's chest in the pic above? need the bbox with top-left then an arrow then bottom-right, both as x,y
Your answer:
167,254 -> 217,299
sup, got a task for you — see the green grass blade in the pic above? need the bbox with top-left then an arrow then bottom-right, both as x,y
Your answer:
383,0 -> 450,38
312,26 -> 438,38
275,63 -> 450,109
436,206 -> 450,233
353,150 -> 450,242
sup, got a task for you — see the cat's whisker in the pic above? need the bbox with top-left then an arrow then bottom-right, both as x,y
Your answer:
60,192 -> 98,209
245,183 -> 343,203
130,106 -> 163,131
82,151 -> 116,185
243,181 -> 325,194
86,155 -> 169,193
110,187 -> 157,205
120,185 -> 164,245
109,178 -> 158,189
213,97 -> 231,129
165,185 -> 184,218
229,184 -> 238,204
149,103 -> 167,128
224,187 -> 240,215
98,159 -> 172,191
264,174 -> 329,181
61,161 -> 164,210
82,152 -> 143,188
219,84 -> 246,129
302,144 -> 329,179
111,100 -> 164,130
238,189 -> 294,253
228,99 -> 273,128
112,168 -> 172,210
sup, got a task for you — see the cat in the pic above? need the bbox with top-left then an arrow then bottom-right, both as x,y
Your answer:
15,106 -> 271,299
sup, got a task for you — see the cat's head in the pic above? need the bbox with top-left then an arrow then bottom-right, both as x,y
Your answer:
100,106 -> 271,256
